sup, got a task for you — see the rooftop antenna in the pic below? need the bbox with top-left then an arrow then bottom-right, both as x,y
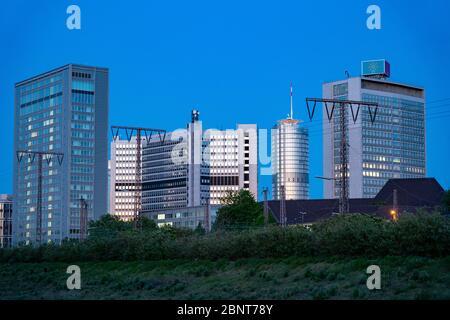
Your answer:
289,82 -> 294,120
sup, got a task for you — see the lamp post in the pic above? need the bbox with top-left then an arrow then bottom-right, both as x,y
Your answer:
300,212 -> 307,225
390,209 -> 398,222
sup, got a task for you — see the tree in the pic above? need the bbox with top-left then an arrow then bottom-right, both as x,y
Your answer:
194,222 -> 206,235
213,189 -> 267,230
139,216 -> 158,231
443,189 -> 450,213
88,214 -> 132,239
88,215 -> 157,239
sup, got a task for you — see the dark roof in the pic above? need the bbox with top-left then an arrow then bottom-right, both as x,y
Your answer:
267,198 -> 379,225
265,178 -> 445,225
374,178 -> 445,207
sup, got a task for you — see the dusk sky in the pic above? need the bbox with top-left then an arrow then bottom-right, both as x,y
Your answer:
1,0 -> 449,199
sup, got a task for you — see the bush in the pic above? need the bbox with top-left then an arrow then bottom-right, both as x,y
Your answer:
312,214 -> 394,257
1,213 -> 449,263
392,212 -> 450,256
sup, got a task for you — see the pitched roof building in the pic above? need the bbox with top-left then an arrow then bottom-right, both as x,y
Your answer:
266,178 -> 446,225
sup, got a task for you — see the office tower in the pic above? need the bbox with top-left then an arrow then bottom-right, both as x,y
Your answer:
141,131 -> 190,212
13,64 -> 109,245
0,195 -> 13,248
323,60 -> 426,199
187,110 -> 209,207
110,137 -> 140,221
204,124 -> 258,205
141,110 -> 258,214
272,84 -> 309,200
141,111 -> 208,213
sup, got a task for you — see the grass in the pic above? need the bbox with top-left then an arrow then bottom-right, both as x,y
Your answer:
1,256 -> 450,300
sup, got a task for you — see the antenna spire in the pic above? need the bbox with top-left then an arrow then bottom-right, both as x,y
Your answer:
290,82 -> 294,120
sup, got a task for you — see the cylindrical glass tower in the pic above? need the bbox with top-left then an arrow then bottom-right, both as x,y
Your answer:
272,119 -> 309,200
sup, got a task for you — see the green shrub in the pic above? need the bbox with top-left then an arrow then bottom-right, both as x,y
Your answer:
393,213 -> 450,256
312,214 -> 394,257
1,213 -> 449,262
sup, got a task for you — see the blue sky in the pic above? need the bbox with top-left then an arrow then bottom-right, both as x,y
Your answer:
1,0 -> 449,199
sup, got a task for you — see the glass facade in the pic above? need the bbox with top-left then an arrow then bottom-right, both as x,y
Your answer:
272,119 -> 309,200
69,71 -> 96,235
360,93 -> 425,197
145,205 -> 218,231
324,77 -> 426,199
142,133 -> 190,212
15,72 -> 65,244
331,84 -> 349,198
140,119 -> 258,214
13,65 -> 109,245
0,195 -> 13,248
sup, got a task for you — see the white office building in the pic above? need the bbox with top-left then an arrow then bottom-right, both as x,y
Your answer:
109,110 -> 258,223
110,137 -> 140,221
204,124 -> 258,205
323,60 -> 426,199
139,110 -> 258,219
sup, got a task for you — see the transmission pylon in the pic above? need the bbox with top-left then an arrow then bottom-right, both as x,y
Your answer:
111,126 -> 166,229
16,150 -> 64,245
305,98 -> 379,214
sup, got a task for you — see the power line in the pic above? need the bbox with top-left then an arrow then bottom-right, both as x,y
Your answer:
16,150 -> 64,245
111,125 -> 167,229
305,98 -> 379,214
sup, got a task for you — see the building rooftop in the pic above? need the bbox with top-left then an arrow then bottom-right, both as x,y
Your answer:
323,76 -> 424,91
0,194 -> 12,201
265,178 -> 446,225
15,64 -> 109,87
374,178 -> 445,207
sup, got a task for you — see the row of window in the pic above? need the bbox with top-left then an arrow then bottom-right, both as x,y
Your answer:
72,71 -> 92,79
19,74 -> 63,95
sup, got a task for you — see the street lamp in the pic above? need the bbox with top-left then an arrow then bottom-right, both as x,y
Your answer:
390,209 -> 398,222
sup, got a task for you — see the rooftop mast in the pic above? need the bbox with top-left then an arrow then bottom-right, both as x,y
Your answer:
290,82 -> 294,120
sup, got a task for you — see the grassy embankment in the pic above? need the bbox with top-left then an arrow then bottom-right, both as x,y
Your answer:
1,256 -> 450,300
2,213 -> 450,300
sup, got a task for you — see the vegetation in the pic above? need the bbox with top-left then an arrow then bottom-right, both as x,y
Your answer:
443,189 -> 450,213
1,213 -> 449,263
1,203 -> 449,300
213,189 -> 275,230
1,256 -> 450,299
